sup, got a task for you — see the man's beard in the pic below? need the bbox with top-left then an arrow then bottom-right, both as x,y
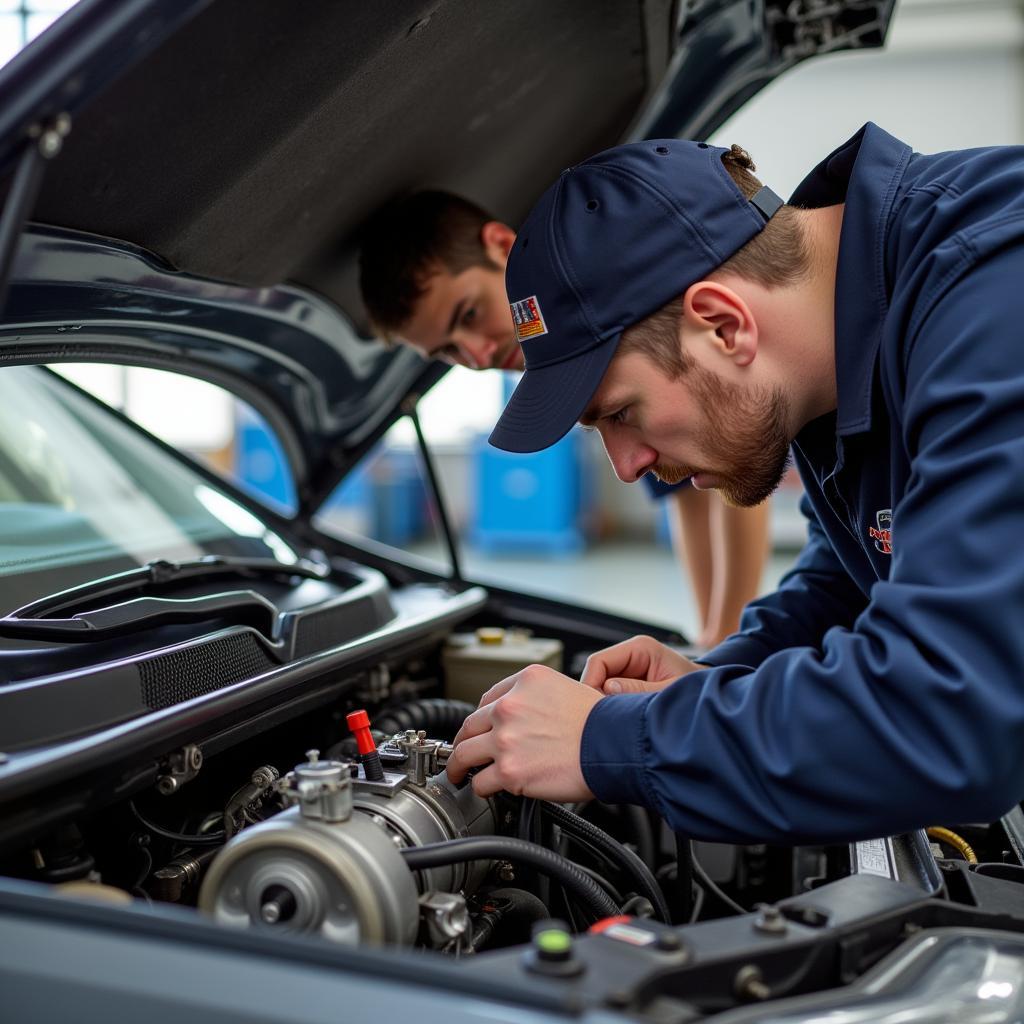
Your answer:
653,364 -> 792,508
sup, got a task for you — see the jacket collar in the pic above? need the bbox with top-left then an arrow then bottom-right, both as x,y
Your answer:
790,122 -> 912,436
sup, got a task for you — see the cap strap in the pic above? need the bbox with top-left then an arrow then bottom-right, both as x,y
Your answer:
750,186 -> 784,222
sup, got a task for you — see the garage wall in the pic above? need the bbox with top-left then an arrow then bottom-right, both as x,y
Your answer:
590,0 -> 1024,542
714,0 -> 1024,194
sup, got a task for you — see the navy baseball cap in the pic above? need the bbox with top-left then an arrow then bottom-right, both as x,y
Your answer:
489,139 -> 783,453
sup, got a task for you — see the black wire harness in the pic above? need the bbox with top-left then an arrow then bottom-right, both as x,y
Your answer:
400,836 -> 620,921
129,801 -> 226,847
539,800 -> 672,923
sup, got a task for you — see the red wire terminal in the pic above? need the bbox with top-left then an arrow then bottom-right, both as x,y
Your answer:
346,710 -> 376,755
346,709 -> 384,780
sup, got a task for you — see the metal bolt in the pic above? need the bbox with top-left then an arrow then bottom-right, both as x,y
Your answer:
157,776 -> 179,795
734,965 -> 771,1002
753,903 -> 787,935
252,765 -> 279,788
38,129 -> 63,159
189,747 -> 203,771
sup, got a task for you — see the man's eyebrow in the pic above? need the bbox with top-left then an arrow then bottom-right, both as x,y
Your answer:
578,400 -> 610,427
445,299 -> 466,338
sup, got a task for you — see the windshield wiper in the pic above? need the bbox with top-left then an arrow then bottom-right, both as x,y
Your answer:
7,555 -> 329,621
0,591 -> 281,643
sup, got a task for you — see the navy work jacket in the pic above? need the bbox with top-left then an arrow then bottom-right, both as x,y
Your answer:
582,123 -> 1024,843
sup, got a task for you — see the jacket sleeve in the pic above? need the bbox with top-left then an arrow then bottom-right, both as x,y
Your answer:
698,493 -> 868,670
581,242 -> 1024,843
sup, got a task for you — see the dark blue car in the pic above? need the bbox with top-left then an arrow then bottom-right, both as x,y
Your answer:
7,3 -> 1024,1023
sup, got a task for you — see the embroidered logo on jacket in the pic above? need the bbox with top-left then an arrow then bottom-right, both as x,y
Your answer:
869,509 -> 892,555
510,295 -> 547,340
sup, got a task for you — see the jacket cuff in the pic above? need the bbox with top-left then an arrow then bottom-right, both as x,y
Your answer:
580,692 -> 655,806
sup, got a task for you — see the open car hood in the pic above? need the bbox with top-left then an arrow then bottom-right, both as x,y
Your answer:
0,0 -> 894,508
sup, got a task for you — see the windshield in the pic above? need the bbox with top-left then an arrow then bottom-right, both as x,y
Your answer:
0,367 -> 298,611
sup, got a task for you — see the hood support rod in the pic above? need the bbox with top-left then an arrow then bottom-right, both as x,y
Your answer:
404,398 -> 463,584
0,114 -> 70,317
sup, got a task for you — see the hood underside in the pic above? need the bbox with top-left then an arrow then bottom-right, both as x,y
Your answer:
0,0 -> 894,507
15,0 -> 672,331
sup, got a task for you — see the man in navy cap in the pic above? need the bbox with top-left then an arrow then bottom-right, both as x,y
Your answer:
358,191 -> 770,649
446,126 -> 1024,842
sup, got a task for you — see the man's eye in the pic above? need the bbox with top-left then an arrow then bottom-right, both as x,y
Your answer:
461,307 -> 477,326
607,407 -> 628,425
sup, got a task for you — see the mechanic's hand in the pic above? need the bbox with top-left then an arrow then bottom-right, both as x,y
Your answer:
446,664 -> 602,801
580,634 -> 703,695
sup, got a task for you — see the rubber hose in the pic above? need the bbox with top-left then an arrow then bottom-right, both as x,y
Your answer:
471,887 -> 550,950
541,800 -> 671,924
400,837 -> 619,921
375,698 -> 476,741
622,803 -> 657,871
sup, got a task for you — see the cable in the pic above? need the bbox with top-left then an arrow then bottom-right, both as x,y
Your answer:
691,841 -> 746,915
621,804 -> 657,871
927,826 -> 978,864
518,798 -> 538,843
688,882 -> 705,923
129,801 -> 226,847
673,832 -> 694,924
131,841 -> 153,891
400,837 -> 619,921
540,800 -> 672,924
576,864 -> 626,907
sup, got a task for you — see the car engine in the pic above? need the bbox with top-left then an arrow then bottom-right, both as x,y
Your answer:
7,617 -> 1024,1024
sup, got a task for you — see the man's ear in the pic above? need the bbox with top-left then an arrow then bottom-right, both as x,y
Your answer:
481,221 -> 517,266
682,280 -> 757,367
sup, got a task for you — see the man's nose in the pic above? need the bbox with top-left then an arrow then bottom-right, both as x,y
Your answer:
455,333 -> 498,370
601,430 -> 656,483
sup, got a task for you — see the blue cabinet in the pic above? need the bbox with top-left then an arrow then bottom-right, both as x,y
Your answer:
471,429 -> 587,557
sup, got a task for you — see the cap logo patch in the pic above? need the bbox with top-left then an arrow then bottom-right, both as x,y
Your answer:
511,295 -> 548,340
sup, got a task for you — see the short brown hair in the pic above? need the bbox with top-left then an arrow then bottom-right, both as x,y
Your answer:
619,297 -> 692,378
716,145 -> 808,287
619,146 -> 809,367
359,191 -> 498,340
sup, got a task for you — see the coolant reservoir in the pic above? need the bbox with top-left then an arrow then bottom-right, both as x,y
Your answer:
442,627 -> 563,703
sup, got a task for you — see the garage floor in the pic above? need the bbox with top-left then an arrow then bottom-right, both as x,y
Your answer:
438,542 -> 800,646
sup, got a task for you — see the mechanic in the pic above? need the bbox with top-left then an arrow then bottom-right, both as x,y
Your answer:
445,124 -> 1024,843
358,190 -> 770,648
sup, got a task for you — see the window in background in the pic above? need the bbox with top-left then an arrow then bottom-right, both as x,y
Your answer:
313,419 -> 451,577
51,364 -> 298,516
0,0 -> 79,68
388,365 -> 505,448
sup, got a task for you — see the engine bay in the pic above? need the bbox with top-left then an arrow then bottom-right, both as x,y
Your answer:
6,600 -> 1024,1022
